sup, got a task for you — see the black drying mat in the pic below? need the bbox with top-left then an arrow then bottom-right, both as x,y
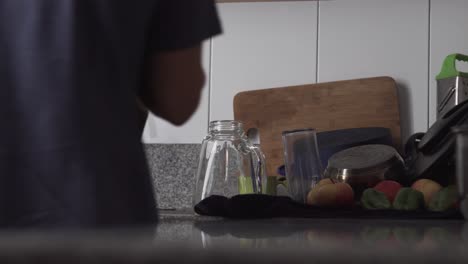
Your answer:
194,194 -> 463,220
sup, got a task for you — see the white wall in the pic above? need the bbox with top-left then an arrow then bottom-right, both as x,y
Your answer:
143,0 -> 468,145
210,2 -> 318,121
318,0 -> 429,142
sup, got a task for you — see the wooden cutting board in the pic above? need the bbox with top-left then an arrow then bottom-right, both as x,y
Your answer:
233,76 -> 401,177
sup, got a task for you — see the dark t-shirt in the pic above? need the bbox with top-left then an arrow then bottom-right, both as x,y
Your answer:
0,0 -> 221,228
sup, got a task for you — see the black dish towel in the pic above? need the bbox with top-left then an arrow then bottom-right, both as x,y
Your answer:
194,194 -> 463,220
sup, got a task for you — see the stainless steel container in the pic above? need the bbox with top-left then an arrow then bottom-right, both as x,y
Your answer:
323,144 -> 406,198
436,54 -> 468,120
453,126 -> 468,220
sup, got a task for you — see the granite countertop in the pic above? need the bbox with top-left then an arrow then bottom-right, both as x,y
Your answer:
1,212 -> 468,263
124,144 -> 468,263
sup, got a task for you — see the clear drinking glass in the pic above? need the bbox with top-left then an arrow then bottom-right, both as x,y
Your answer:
282,129 -> 323,203
193,121 -> 263,207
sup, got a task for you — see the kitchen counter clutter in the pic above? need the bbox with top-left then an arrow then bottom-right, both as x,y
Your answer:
1,213 -> 468,263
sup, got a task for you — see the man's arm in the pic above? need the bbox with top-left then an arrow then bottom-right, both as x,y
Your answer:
140,45 -> 205,126
139,0 -> 221,126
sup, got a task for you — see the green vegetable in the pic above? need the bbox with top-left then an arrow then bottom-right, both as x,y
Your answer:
361,189 -> 391,210
393,188 -> 424,211
428,185 -> 459,212
238,176 -> 254,194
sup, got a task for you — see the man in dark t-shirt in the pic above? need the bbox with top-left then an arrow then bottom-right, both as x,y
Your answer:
0,0 -> 221,228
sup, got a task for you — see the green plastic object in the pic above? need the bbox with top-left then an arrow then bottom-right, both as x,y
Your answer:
361,189 -> 391,210
436,53 -> 468,80
428,185 -> 459,212
393,188 -> 424,211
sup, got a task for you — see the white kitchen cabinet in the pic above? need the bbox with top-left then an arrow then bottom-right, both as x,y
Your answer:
210,2 -> 318,122
142,42 -> 212,144
429,0 -> 468,126
318,0 -> 430,143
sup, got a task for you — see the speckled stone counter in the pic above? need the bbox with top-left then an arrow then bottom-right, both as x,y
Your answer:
143,144 -> 289,211
156,211 -> 468,249
144,144 -> 200,210
11,145 -> 455,263
1,215 -> 468,263
141,144 -> 468,263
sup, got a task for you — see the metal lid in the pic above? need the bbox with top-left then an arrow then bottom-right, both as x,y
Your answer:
326,144 -> 401,175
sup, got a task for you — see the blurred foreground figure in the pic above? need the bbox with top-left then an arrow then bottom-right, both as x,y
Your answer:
0,0 -> 221,228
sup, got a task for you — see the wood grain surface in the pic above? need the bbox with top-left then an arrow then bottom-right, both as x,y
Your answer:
233,76 -> 401,177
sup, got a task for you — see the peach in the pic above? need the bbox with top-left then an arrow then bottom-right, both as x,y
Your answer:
307,178 -> 354,207
411,179 -> 443,207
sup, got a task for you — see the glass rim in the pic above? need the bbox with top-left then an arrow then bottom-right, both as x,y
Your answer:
209,120 -> 243,125
282,128 -> 316,136
209,120 -> 244,133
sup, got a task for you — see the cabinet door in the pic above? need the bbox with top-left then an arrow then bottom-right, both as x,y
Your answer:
142,43 -> 212,144
210,2 -> 318,122
318,0 -> 430,142
430,0 -> 468,126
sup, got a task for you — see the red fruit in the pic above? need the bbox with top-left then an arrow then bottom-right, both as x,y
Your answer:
374,180 -> 402,203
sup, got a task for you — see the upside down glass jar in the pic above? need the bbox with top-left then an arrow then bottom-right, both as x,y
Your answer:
192,121 -> 264,207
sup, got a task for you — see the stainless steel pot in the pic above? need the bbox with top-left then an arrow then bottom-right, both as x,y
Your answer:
323,144 -> 406,198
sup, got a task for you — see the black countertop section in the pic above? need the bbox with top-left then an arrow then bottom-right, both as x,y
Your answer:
0,212 -> 467,263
